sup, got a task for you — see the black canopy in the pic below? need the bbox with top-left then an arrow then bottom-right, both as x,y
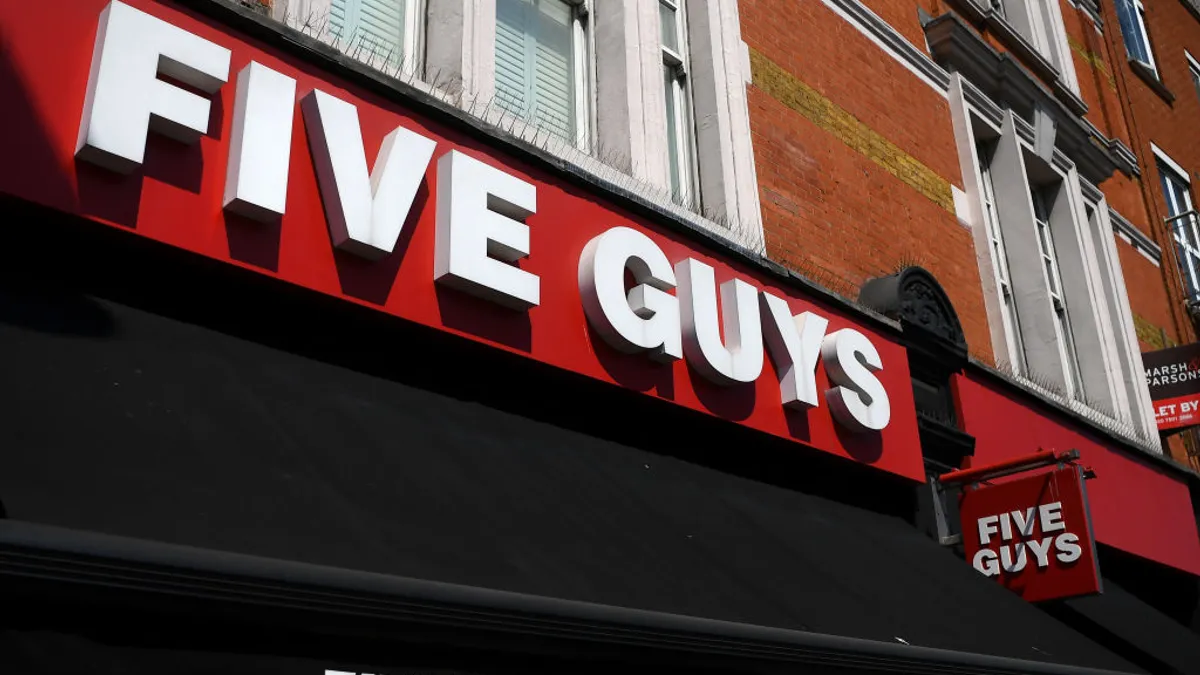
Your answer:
0,200 -> 1153,674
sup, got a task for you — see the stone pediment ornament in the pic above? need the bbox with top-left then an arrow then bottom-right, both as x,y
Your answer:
859,267 -> 967,367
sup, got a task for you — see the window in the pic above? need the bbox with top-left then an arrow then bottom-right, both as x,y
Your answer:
1115,0 -> 1156,71
977,142 -> 1027,372
330,0 -> 421,70
1187,51 -> 1200,102
994,0 -> 1079,92
948,80 -> 1161,443
1159,159 -> 1200,302
659,0 -> 698,207
495,0 -> 589,147
1031,188 -> 1085,401
419,0 -> 764,246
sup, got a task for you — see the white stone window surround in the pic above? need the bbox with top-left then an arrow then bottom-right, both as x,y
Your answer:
422,0 -> 763,248
1078,180 -> 1161,437
996,0 -> 1081,94
955,0 -> 1081,97
948,73 -> 1159,444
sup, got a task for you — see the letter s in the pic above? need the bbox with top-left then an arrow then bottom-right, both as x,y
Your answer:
821,329 -> 890,431
1055,533 -> 1083,564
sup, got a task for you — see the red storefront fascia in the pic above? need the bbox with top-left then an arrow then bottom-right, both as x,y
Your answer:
955,373 -> 1200,577
1,0 -> 1198,578
0,0 -> 923,479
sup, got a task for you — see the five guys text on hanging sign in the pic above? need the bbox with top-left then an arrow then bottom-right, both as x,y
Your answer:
959,466 -> 1102,602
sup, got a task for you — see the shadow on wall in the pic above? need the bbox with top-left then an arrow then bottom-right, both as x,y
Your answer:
0,33 -> 118,339
0,35 -> 75,212
0,286 -> 116,338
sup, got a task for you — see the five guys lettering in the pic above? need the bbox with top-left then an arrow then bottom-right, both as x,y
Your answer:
75,1 -> 892,433
970,501 -> 1083,576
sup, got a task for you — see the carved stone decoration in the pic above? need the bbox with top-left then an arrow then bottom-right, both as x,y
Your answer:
861,267 -> 975,473
859,267 -> 967,362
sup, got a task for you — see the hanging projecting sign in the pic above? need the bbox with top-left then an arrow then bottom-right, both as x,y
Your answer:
0,0 -> 923,479
959,466 -> 1102,602
1142,343 -> 1200,431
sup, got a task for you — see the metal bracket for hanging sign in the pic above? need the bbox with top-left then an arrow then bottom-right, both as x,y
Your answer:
929,448 -> 1095,548
938,448 -> 1094,488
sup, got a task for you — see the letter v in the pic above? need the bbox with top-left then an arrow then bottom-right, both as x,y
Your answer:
301,89 -> 436,259
1011,507 -> 1036,537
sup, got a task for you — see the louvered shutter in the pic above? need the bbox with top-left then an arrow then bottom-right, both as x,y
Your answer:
531,1 -> 574,141
495,0 -> 576,142
332,0 -> 407,66
495,0 -> 531,117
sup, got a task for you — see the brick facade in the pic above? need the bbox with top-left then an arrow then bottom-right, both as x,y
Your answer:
740,0 -> 1200,467
740,0 -> 994,359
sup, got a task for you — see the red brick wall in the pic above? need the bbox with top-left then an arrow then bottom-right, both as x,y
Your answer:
740,0 -> 994,359
1101,0 -> 1200,348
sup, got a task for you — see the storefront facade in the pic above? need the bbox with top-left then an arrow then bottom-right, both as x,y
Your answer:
1,0 -> 1200,673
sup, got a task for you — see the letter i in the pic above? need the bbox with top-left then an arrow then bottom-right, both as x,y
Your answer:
999,512 -> 1013,541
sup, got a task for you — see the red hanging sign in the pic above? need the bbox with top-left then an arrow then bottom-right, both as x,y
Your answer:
958,465 -> 1102,602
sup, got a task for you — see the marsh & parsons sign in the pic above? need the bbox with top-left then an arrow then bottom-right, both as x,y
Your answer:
1142,343 -> 1200,431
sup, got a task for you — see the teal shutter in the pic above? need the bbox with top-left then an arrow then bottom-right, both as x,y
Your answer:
332,0 -> 407,66
495,0 -> 576,142
495,0 -> 532,117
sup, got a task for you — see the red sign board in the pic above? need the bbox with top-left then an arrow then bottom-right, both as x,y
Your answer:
0,1 -> 924,477
959,466 -> 1102,602
1150,393 -> 1200,431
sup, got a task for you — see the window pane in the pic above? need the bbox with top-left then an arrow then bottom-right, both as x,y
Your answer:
496,0 -> 532,115
1038,222 -> 1059,296
533,0 -> 575,140
660,1 -> 679,54
495,0 -> 577,142
1160,163 -> 1200,301
1115,0 -> 1152,65
333,0 -> 407,65
1191,57 -> 1200,104
1057,309 -> 1085,402
664,65 -> 682,200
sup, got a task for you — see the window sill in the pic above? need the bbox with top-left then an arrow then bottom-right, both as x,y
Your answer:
1129,59 -> 1176,104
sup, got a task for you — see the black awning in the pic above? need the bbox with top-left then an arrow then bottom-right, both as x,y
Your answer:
0,204 -> 1148,674
1061,578 -> 1200,674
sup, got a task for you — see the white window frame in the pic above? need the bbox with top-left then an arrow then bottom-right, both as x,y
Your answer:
1117,0 -> 1157,72
1187,51 -> 1200,103
976,141 -> 1027,373
1153,145 -> 1200,303
1031,188 -> 1086,402
1081,198 -> 1160,436
659,0 -> 699,208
